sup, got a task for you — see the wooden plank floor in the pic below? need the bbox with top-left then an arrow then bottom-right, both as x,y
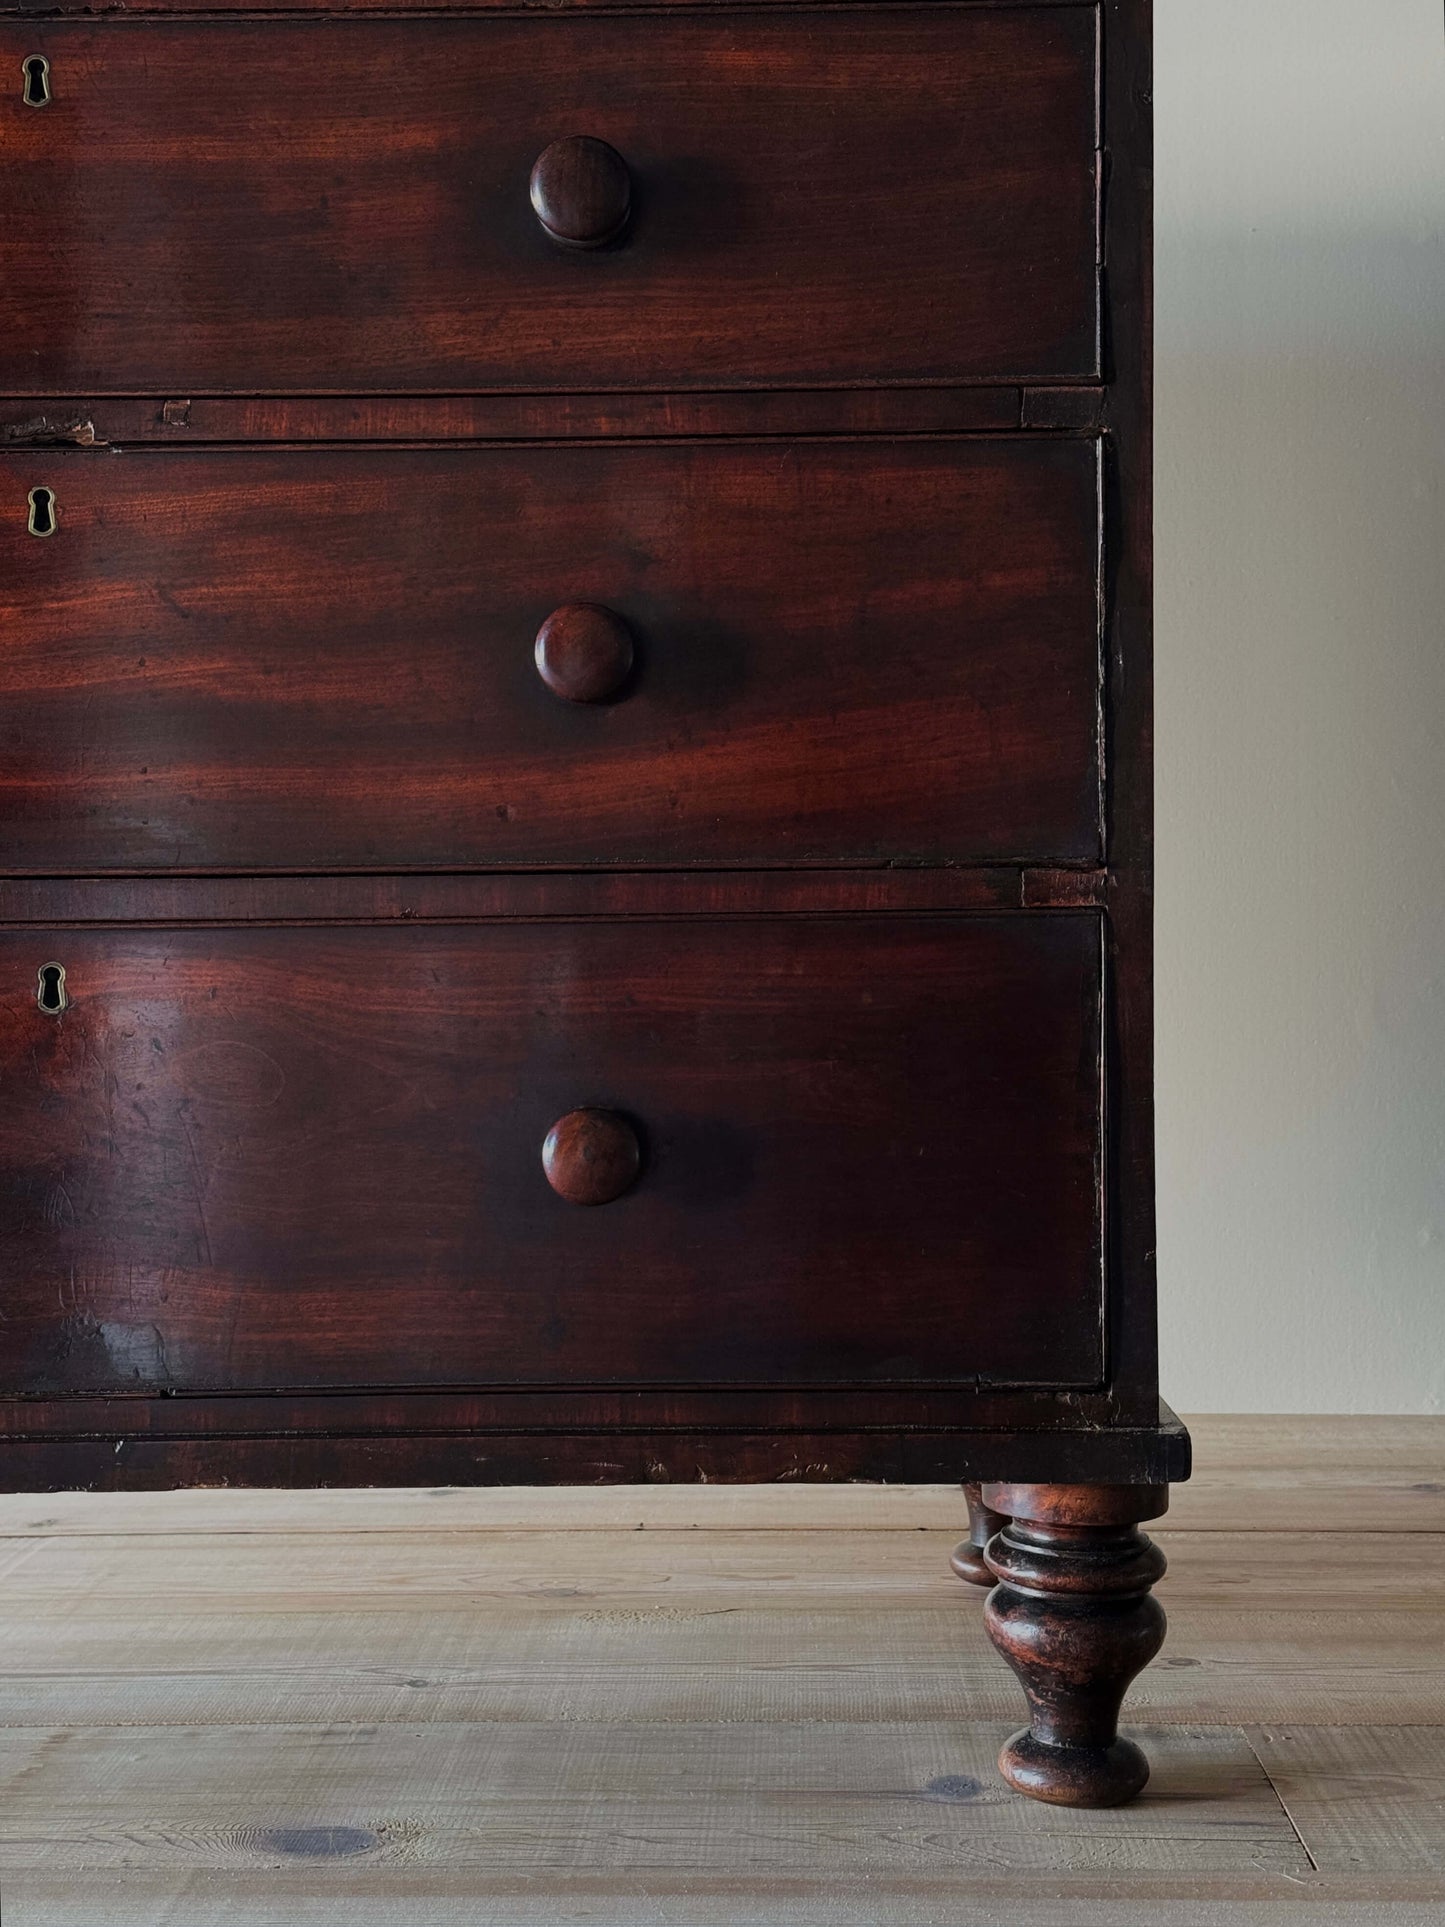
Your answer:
0,1414 -> 1440,1925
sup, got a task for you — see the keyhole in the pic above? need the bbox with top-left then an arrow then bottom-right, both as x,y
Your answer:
37,962 -> 68,1016
22,55 -> 50,108
27,486 -> 56,537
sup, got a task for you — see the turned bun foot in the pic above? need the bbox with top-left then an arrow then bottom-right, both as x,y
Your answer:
981,1482 -> 1170,1808
951,1482 -> 1008,1587
998,1731 -> 1151,1809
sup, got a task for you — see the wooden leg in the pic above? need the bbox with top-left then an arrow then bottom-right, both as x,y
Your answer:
950,1482 -> 1008,1587
981,1482 -> 1170,1808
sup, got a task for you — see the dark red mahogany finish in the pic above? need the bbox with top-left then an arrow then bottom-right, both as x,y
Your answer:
533,604 -> 637,706
530,137 -> 633,249
0,0 -> 1188,1809
0,442 -> 1101,873
983,1484 -> 1170,1806
0,13 -> 1098,393
541,1108 -> 643,1205
0,917 -> 1104,1394
952,1483 -> 1009,1588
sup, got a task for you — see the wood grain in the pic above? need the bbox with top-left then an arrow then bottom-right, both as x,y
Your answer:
0,1416 -> 1434,1534
0,1423 -> 1441,1914
0,915 -> 1105,1401
7,1873 -> 1445,1927
1096,0 -> 1160,1421
0,388 -> 1035,446
530,135 -> 633,249
0,0 -> 1096,12
4,1594 -> 1440,1732
0,440 -> 1101,873
1167,1415 -> 1445,1533
9,1873 -> 1443,1927
1248,1726 -> 1445,1873
0,1721 -> 1305,1876
0,0 -> 1163,1505
982,1483 -> 1169,1806
0,869 -> 1104,926
5,1525 -> 1439,1619
0,13 -> 1098,393
0,1422 -> 1192,1495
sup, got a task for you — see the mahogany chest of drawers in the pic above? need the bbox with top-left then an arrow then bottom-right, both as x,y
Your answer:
0,0 -> 1188,1806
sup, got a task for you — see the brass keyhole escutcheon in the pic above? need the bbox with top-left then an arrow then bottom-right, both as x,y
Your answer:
22,55 -> 50,108
27,486 -> 56,537
36,962 -> 68,1015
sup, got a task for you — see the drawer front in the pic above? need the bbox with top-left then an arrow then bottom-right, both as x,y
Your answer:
0,918 -> 1104,1395
0,440 -> 1102,871
0,12 -> 1098,392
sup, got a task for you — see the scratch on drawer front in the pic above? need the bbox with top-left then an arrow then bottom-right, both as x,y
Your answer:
0,412 -> 101,446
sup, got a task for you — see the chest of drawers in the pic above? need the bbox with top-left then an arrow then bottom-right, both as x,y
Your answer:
0,0 -> 1188,1808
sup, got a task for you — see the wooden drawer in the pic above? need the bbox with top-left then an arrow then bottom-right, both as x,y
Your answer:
0,916 -> 1105,1395
0,10 -> 1098,393
0,439 -> 1102,872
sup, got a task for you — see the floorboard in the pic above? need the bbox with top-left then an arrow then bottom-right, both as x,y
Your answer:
0,1414 -> 1440,1923
1248,1724 -> 1445,1871
7,1872 -> 1445,1927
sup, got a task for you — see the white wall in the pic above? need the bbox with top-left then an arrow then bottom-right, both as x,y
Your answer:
1155,0 -> 1445,1410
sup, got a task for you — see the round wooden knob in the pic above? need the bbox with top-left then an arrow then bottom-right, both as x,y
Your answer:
534,603 -> 635,704
530,136 -> 632,248
542,1108 -> 642,1207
